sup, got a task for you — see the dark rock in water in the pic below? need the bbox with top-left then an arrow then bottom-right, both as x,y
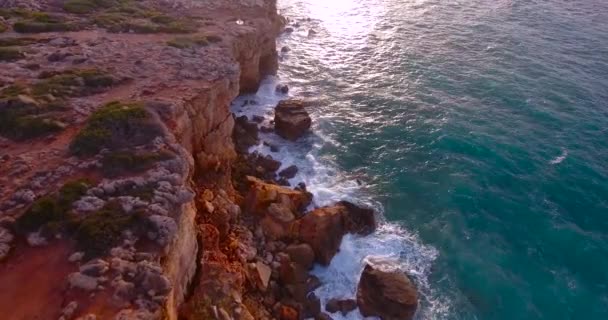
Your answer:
276,177 -> 290,186
285,27 -> 294,33
252,115 -> 264,123
252,152 -> 281,173
260,125 -> 274,133
274,99 -> 311,141
233,115 -> 259,154
281,46 -> 291,53
279,165 -> 298,179
325,298 -> 357,316
356,261 -> 418,320
293,202 -> 376,265
339,201 -> 376,236
276,84 -> 289,94
296,182 -> 307,192
315,313 -> 334,320
306,274 -> 322,292
308,29 -> 317,36
293,22 -> 301,28
285,243 -> 315,270
304,292 -> 322,318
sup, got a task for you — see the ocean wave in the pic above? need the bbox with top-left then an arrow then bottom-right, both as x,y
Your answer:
550,149 -> 568,164
231,71 -> 447,319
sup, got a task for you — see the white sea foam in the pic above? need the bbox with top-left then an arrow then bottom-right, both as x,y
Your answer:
231,78 -> 449,319
550,149 -> 568,165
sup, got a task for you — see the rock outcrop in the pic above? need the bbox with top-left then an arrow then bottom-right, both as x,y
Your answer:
292,201 -> 376,265
356,261 -> 419,320
274,99 -> 312,141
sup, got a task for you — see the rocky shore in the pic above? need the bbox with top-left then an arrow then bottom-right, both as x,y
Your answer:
0,0 -> 418,319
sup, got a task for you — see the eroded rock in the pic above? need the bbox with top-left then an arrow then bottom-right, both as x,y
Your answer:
274,100 -> 311,141
356,261 -> 418,320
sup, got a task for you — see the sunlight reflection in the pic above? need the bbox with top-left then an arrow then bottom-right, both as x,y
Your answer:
305,0 -> 381,38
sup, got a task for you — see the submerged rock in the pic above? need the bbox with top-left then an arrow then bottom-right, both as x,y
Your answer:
274,100 -> 311,141
356,261 -> 418,320
325,298 -> 356,316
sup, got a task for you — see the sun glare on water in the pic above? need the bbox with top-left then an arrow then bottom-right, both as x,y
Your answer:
303,0 -> 383,38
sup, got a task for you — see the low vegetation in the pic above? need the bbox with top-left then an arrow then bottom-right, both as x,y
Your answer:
0,69 -> 116,140
70,101 -> 161,156
75,202 -> 141,258
167,35 -> 222,49
32,69 -> 116,97
13,12 -> 79,33
0,86 -> 65,140
15,179 -> 91,233
0,47 -> 24,61
63,0 -> 117,14
101,150 -> 173,177
0,37 -> 42,47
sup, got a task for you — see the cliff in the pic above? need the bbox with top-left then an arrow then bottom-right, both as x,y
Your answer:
0,0 -> 283,319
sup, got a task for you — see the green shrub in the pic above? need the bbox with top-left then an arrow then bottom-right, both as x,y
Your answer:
15,196 -> 65,232
0,47 -> 24,61
75,203 -> 136,257
206,35 -> 222,43
70,101 -> 160,156
13,21 -> 77,33
167,36 -> 209,49
63,0 -> 117,14
13,12 -> 79,33
94,10 -> 198,34
0,97 -> 64,140
31,69 -> 115,97
101,150 -> 173,176
0,37 -> 40,47
14,179 -> 90,233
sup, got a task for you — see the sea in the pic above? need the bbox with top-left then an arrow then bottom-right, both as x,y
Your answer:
231,0 -> 608,319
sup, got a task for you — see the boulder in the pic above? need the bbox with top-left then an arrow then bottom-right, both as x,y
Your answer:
292,202 -> 376,265
276,84 -> 289,94
279,165 -> 298,179
68,272 -> 99,291
316,313 -> 333,320
278,304 -> 298,320
274,100 -> 311,141
284,243 -> 315,270
339,201 -> 376,235
253,261 -> 272,292
356,261 -> 418,320
292,206 -> 345,265
245,176 -> 312,216
304,292 -> 321,318
325,298 -> 356,316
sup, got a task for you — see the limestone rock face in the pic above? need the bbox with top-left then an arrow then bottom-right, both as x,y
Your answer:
356,262 -> 418,320
274,100 -> 312,141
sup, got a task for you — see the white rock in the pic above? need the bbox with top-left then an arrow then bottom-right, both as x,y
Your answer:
68,252 -> 85,263
27,231 -> 48,246
73,196 -> 105,213
68,272 -> 98,291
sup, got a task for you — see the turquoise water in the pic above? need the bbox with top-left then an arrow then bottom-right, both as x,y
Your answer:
239,0 -> 608,318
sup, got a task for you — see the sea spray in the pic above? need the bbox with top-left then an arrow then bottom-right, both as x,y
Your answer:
231,76 -> 446,319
